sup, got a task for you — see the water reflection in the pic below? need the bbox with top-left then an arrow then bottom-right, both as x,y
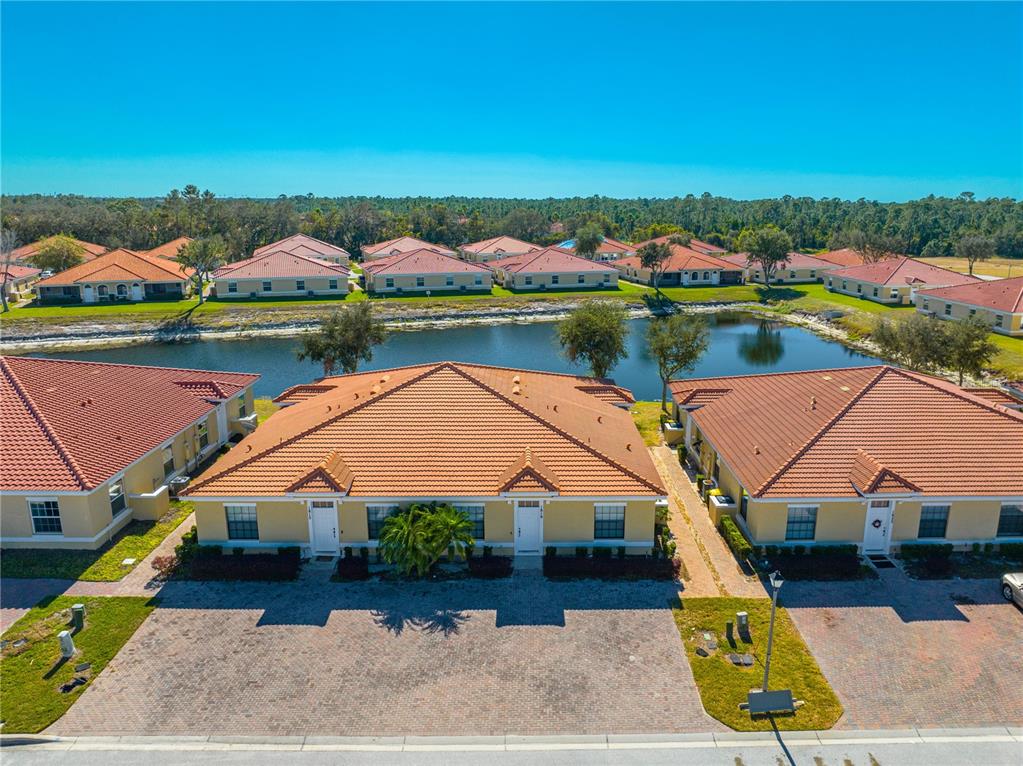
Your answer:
737,320 -> 785,366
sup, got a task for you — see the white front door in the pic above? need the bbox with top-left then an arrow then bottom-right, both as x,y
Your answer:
309,501 -> 339,555
82,285 -> 95,303
131,283 -> 143,301
514,500 -> 543,555
863,500 -> 894,553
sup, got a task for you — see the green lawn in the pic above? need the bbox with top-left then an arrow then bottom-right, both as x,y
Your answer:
673,597 -> 843,731
0,596 -> 156,733
630,401 -> 665,447
0,503 -> 193,581
658,284 -> 764,303
4,297 -> 222,320
989,332 -> 1023,379
254,397 -> 280,423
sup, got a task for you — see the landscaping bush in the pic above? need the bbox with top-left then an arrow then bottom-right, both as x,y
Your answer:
924,553 -> 954,577
767,552 -> 864,580
899,543 -> 953,560
467,555 -> 513,579
185,550 -> 301,581
718,516 -> 753,563
999,542 -> 1023,558
543,553 -> 682,580
335,554 -> 370,581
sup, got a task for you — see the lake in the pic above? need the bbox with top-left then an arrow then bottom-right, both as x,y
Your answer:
37,313 -> 880,400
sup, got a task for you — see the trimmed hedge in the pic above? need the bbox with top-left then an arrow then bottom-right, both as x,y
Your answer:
335,555 -> 370,581
543,551 -> 681,580
999,542 -> 1023,558
899,543 -> 953,559
185,548 -> 301,581
718,516 -> 753,562
467,556 -> 513,579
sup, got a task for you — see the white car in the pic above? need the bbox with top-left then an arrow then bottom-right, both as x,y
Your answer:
1002,573 -> 1023,607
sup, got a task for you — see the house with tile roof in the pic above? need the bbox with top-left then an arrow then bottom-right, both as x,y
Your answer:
212,251 -> 350,298
12,236 -> 108,265
812,248 -> 871,268
614,244 -> 743,287
825,256 -> 980,305
361,236 -> 455,261
0,357 -> 259,550
459,235 -> 542,263
557,235 -> 634,261
254,234 -> 351,265
490,247 -> 618,291
34,248 -> 195,304
915,276 -> 1023,336
142,236 -> 193,261
183,362 -> 665,556
669,366 -> 1023,553
2,264 -> 41,302
631,235 -> 728,257
720,252 -> 841,284
362,249 -> 491,294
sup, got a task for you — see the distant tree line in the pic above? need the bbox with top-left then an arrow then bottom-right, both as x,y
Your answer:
2,187 -> 1020,263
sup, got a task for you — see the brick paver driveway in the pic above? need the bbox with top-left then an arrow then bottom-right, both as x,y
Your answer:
784,569 -> 1023,729
50,572 -> 720,736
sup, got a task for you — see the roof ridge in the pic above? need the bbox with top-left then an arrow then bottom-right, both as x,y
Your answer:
672,365 -> 886,388
0,357 -> 90,490
1,355 -> 258,381
888,367 -> 1023,423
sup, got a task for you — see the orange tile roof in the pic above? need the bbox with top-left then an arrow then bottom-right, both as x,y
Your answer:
254,234 -> 350,260
361,236 -> 454,258
213,250 -> 350,280
670,366 -> 1023,498
492,247 -> 617,274
1,264 -> 41,281
632,235 -> 727,254
362,249 -> 490,276
35,248 -> 193,287
142,237 -> 193,260
12,237 -> 108,264
0,357 -> 259,492
828,256 -> 980,288
917,276 -> 1023,313
812,248 -> 870,267
720,252 -> 837,270
186,362 -> 665,499
616,244 -> 742,273
460,235 -> 542,255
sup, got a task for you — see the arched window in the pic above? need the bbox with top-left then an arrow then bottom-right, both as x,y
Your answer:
97,285 -> 108,296
116,284 -> 128,296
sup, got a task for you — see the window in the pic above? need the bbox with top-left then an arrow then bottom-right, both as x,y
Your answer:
702,272 -> 709,280
923,301 -> 929,311
237,396 -> 247,418
944,304 -> 952,316
578,274 -> 585,284
841,281 -> 847,290
603,273 -> 610,283
995,314 -> 1003,327
367,504 -> 398,540
109,477 -> 126,515
997,504 -> 1023,537
810,270 -> 816,279
162,445 -> 175,477
918,504 -> 949,539
446,276 -> 454,287
969,308 -> 976,317
551,274 -> 560,285
116,284 -> 128,297
474,275 -> 482,286
416,277 -> 425,287
790,271 -> 796,279
785,505 -> 817,541
225,504 -> 258,540
454,503 -> 485,540
262,281 -> 272,292
385,277 -> 394,288
524,276 -> 533,286
30,500 -> 62,534
594,503 -> 626,539
827,278 -> 833,287
296,280 -> 305,291
890,289 -> 900,299
856,283 -> 861,294
198,420 -> 209,451
329,279 -> 338,290
228,282 -> 238,294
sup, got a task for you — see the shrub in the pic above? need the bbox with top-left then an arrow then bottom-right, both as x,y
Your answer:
336,555 -> 370,580
483,545 -> 494,558
233,547 -> 245,557
768,551 -> 864,580
999,542 -> 1023,558
543,554 -> 681,581
186,551 -> 300,581
468,556 -> 513,579
359,546 -> 369,559
545,546 -> 557,558
593,546 -> 611,559
792,545 -> 805,556
151,555 -> 177,578
575,546 -> 589,559
900,543 -> 953,560
719,516 -> 753,562
343,546 -> 353,558
924,553 -> 954,577
984,542 -> 994,554
617,546 -> 626,559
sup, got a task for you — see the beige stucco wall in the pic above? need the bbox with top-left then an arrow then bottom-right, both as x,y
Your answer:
914,295 -> 1023,336
825,276 -> 909,304
0,488 -> 127,549
501,271 -> 617,290
366,272 -> 490,293
748,265 -> 828,284
214,275 -> 349,298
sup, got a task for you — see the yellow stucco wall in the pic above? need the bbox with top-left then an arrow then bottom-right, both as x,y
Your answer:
366,272 -> 491,293
215,275 -> 349,297
503,271 -> 617,290
0,489 -> 128,549
748,266 -> 827,283
914,296 -> 1023,336
825,276 -> 908,304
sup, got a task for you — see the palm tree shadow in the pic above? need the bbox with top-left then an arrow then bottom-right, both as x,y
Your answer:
371,608 -> 470,637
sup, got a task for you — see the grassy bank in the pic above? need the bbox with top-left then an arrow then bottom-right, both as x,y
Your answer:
630,401 -> 665,446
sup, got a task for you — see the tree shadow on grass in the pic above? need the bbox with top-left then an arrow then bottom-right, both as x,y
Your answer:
753,286 -> 807,303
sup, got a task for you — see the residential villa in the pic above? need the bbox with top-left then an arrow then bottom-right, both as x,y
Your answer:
253,234 -> 351,265
143,236 -> 193,260
2,264 -> 41,301
489,247 -> 618,290
183,362 -> 666,557
459,235 -> 542,263
34,248 -> 194,304
669,366 -> 1023,553
361,236 -> 455,261
211,251 -> 350,298
362,249 -> 491,294
11,236 -> 108,265
825,256 -> 979,305
632,235 -> 728,257
812,248 -> 871,268
557,235 -> 634,261
614,244 -> 743,287
0,357 -> 259,550
915,276 -> 1023,336
720,252 -> 839,284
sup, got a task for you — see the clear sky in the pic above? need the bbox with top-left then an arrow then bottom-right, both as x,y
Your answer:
2,2 -> 1020,201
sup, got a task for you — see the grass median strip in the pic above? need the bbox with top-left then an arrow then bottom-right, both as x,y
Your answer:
672,597 -> 842,731
0,595 -> 156,733
629,402 -> 665,447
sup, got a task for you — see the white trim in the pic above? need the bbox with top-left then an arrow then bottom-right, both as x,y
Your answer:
185,494 -> 666,503
307,499 -> 340,556
2,507 -> 134,545
514,499 -> 544,555
545,539 -> 652,548
746,494 -> 1023,505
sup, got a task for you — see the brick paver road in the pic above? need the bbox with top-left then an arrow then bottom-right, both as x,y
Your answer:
50,573 -> 722,736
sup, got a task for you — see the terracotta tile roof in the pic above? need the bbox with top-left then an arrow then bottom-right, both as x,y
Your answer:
186,362 -> 665,499
361,236 -> 454,258
254,234 -> 350,260
213,251 -> 349,280
12,237 -> 108,264
0,357 -> 259,492
670,366 -> 1023,498
632,235 -> 727,255
492,247 -> 617,274
142,237 -> 193,260
917,276 -> 1023,313
362,249 -> 490,276
828,257 -> 981,288
1,264 -> 41,281
558,236 -> 634,255
616,244 -> 742,273
812,248 -> 870,267
35,248 -> 193,287
460,235 -> 542,255
962,387 -> 1023,408
720,252 -> 837,270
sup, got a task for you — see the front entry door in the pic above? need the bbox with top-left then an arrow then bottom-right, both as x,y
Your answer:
514,500 -> 543,555
309,501 -> 339,555
863,500 -> 893,553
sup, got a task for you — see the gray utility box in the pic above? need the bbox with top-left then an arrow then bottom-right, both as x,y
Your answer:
168,476 -> 191,497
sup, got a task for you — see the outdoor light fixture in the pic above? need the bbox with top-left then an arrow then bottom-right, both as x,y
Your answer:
744,570 -> 796,717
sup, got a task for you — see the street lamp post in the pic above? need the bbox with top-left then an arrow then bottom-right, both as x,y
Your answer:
762,570 -> 784,692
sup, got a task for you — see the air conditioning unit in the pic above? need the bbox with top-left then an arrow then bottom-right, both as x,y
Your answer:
168,476 -> 191,497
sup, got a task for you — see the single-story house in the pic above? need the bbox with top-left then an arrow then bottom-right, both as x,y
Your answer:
631,235 -> 728,257
211,251 -> 350,298
362,248 -> 491,294
12,237 -> 108,266
720,252 -> 840,284
361,236 -> 455,261
811,248 -> 870,268
614,245 -> 743,287
143,237 -> 193,260
183,362 -> 665,557
669,365 -> 1023,553
557,235 -> 634,261
2,264 -> 41,301
916,276 -> 1023,336
0,356 -> 259,550
490,247 -> 619,290
459,235 -> 542,263
825,256 -> 980,305
254,234 -> 351,265
34,248 -> 195,304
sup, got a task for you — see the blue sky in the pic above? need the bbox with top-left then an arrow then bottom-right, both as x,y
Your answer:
2,2 -> 1020,200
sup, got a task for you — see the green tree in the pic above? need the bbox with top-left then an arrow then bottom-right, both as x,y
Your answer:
637,241 -> 672,296
872,314 -> 948,371
573,223 -> 604,260
29,234 -> 86,273
667,233 -> 692,246
944,316 -> 998,384
557,300 -> 629,379
646,314 -> 709,411
379,503 -> 474,577
501,207 -> 548,243
177,236 -> 226,303
297,302 -> 388,376
955,234 -> 996,276
735,225 -> 793,286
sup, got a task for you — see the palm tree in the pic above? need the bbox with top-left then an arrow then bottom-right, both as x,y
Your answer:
425,504 -> 475,562
379,507 -> 432,577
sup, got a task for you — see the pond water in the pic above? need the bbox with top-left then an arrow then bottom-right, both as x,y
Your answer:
38,313 -> 880,400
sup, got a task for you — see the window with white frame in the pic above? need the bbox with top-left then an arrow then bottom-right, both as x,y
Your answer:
385,277 -> 394,288
262,281 -> 272,292
446,276 -> 454,286
551,274 -> 559,285
997,504 -> 1023,537
474,275 -> 482,286
856,283 -> 862,294
416,277 -> 425,287
162,445 -> 175,477
524,275 -> 533,286
785,505 -> 817,540
594,503 -> 626,539
918,504 -> 949,538
367,504 -> 398,539
228,282 -> 238,293
578,274 -> 585,284
454,503 -> 485,540
890,288 -> 900,299
329,279 -> 338,290
995,314 -> 1003,327
602,273 -> 610,283
30,500 -> 62,534
944,304 -> 952,316
225,504 -> 258,540
197,420 -> 209,451
237,396 -> 247,418
296,280 -> 306,291
109,477 -> 126,514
